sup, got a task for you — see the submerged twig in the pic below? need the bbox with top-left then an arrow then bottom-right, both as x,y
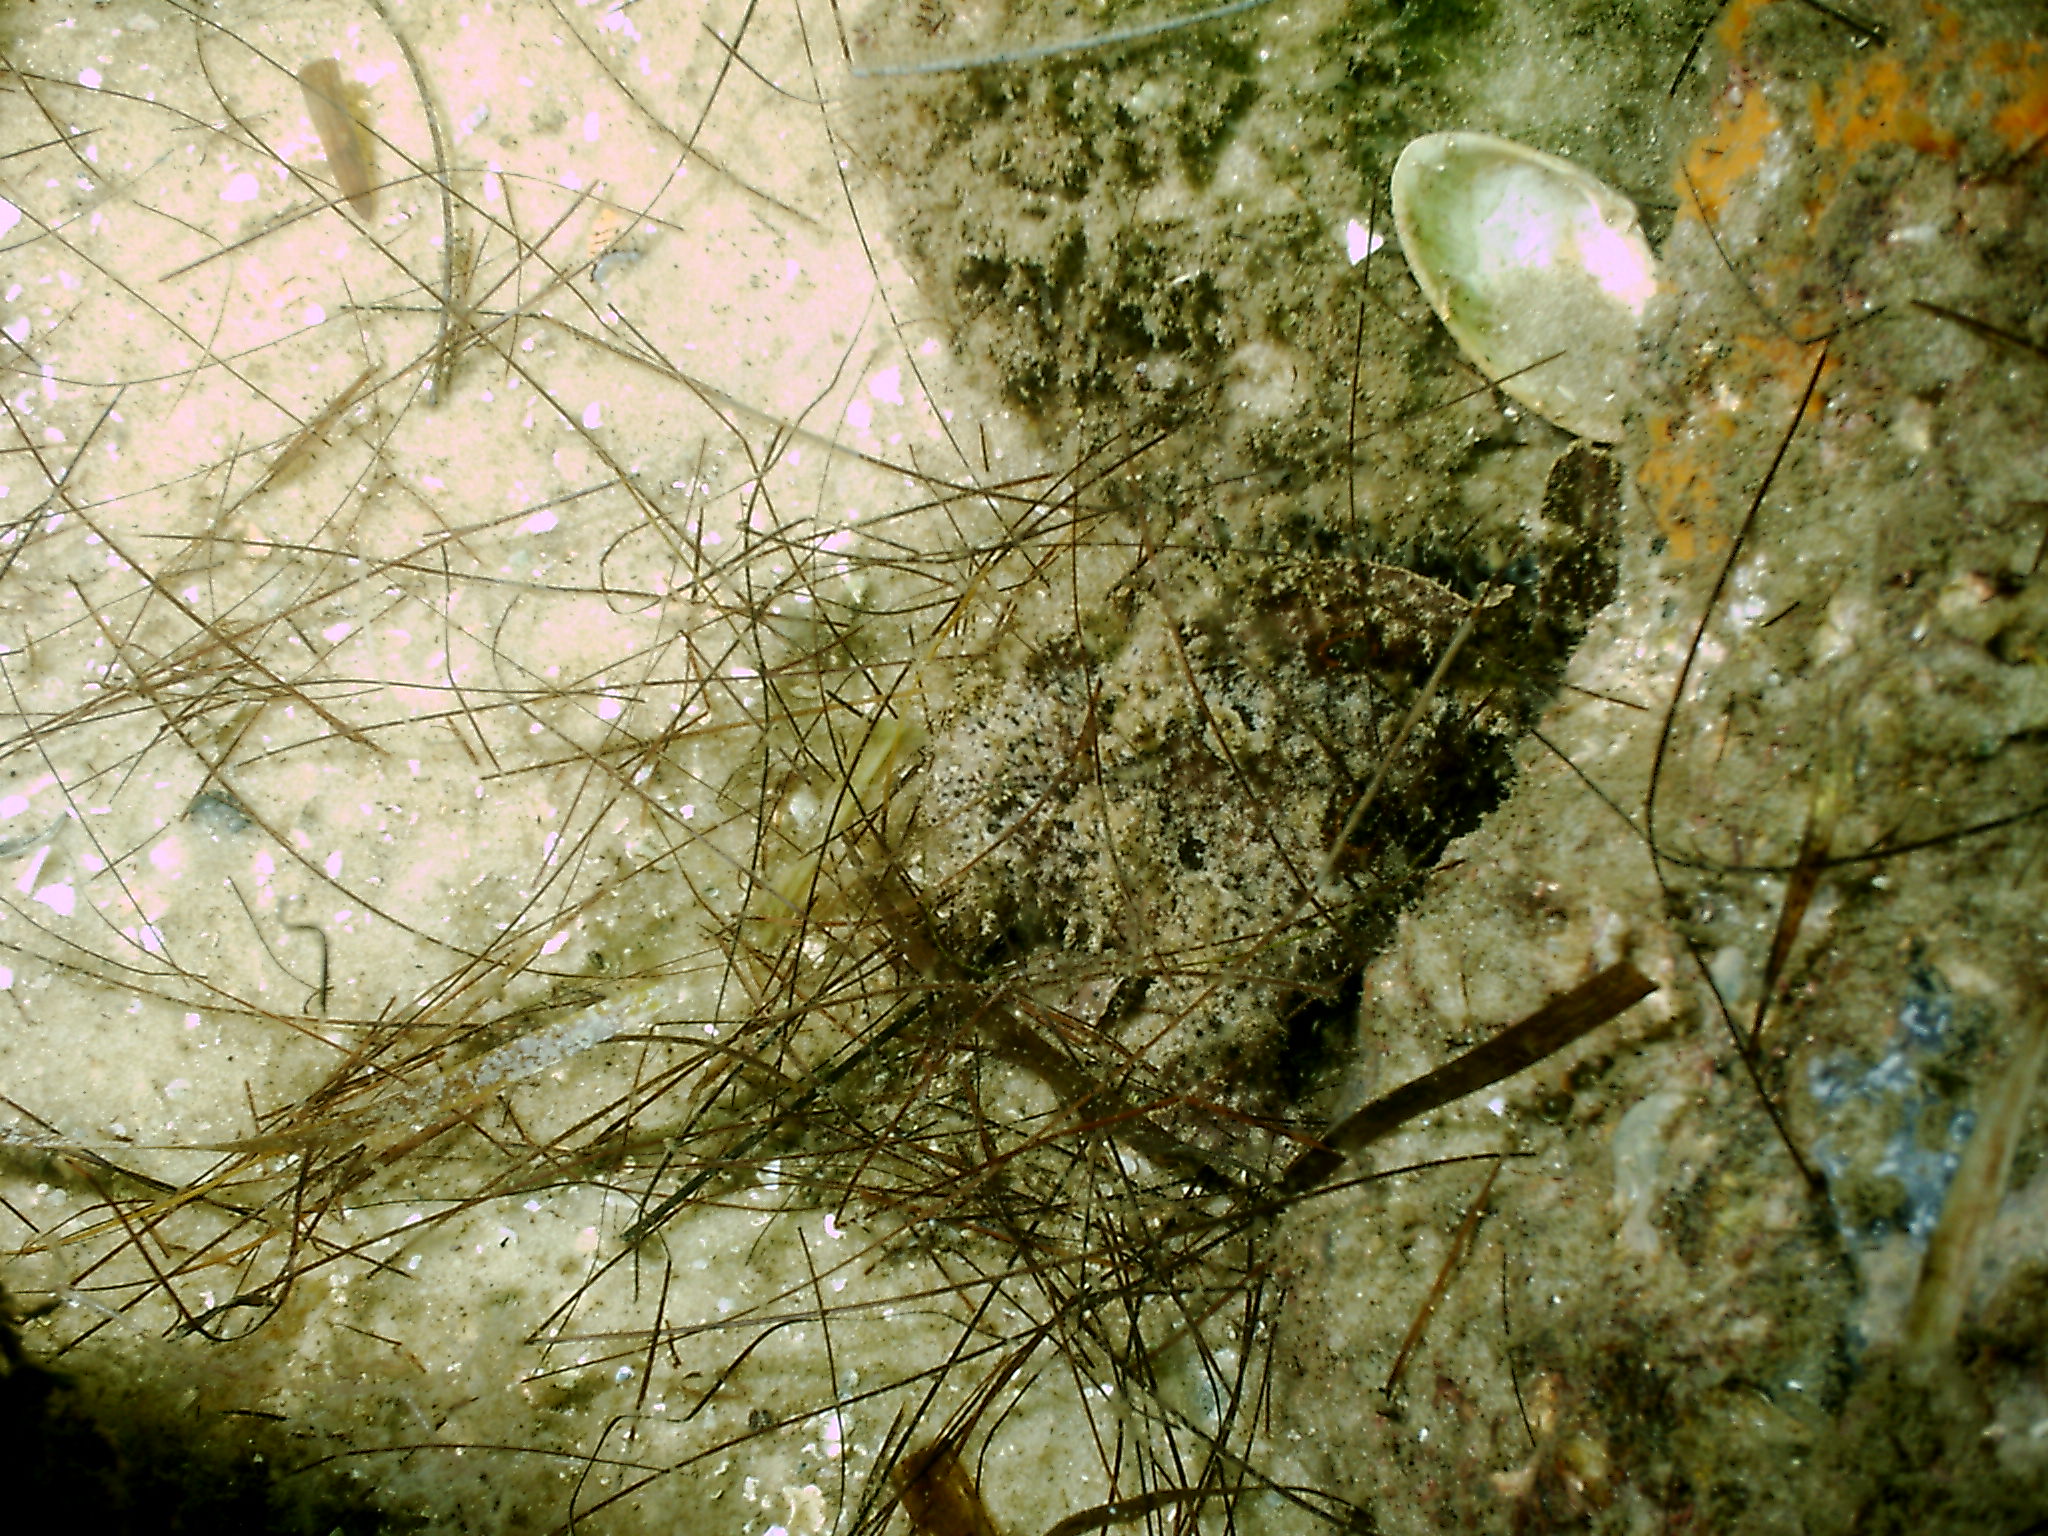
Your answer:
1384,1154 -> 1503,1397
1748,757 -> 1840,1052
1912,299 -> 2048,370
1902,989 -> 2048,1363
1646,339 -> 1831,1191
1278,961 -> 1657,1198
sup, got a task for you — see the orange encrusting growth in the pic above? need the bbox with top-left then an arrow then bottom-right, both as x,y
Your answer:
1644,1 -> 2046,560
1712,0 -> 1774,57
1983,39 -> 2048,154
1679,90 -> 1780,223
1635,334 -> 1832,565
1806,56 -> 1958,163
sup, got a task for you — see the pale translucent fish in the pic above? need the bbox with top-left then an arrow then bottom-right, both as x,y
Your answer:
298,58 -> 377,217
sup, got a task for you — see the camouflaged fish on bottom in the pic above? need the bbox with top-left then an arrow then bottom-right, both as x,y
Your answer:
903,443 -> 1621,1181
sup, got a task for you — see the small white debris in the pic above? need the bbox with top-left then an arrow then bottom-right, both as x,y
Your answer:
1344,218 -> 1384,264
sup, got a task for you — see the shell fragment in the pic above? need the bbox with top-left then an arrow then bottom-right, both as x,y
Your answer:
1392,131 -> 1659,442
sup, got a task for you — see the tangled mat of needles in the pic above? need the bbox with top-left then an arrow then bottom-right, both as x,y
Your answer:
1,0 -> 2046,1533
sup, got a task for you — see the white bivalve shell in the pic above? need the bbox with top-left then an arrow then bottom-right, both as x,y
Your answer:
1391,131 -> 1659,442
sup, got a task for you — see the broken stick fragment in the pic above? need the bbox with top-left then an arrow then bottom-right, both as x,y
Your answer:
1902,989 -> 2048,1365
1279,960 -> 1658,1198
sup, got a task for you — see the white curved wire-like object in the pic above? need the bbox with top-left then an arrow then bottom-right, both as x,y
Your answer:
852,0 -> 1278,78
